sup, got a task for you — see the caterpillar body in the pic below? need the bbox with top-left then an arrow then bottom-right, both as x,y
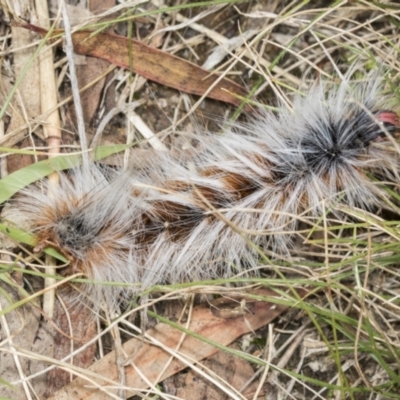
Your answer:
17,72 -> 400,307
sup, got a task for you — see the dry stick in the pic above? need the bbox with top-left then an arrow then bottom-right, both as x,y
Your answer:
0,119 -> 6,177
60,0 -> 89,170
35,0 -> 62,319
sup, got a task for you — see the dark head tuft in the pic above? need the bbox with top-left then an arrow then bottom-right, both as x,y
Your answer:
55,215 -> 96,256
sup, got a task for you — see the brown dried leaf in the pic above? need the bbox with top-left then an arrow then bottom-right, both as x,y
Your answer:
48,288 -> 307,400
175,343 -> 261,400
71,31 -> 248,107
44,292 -> 97,398
15,23 -> 249,108
0,281 -> 45,400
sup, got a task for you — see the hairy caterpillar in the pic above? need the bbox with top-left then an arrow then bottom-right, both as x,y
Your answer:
16,71 -> 400,307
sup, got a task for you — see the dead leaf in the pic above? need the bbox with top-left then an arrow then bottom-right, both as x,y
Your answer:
44,292 -> 97,398
15,22 -> 249,108
175,343 -> 261,400
0,281 -> 47,400
48,288 -> 307,400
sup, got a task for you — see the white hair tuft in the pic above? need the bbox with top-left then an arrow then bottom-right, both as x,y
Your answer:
16,70 -> 400,308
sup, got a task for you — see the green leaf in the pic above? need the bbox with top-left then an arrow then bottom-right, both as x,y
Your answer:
0,223 -> 68,262
0,223 -> 36,246
0,143 -> 133,205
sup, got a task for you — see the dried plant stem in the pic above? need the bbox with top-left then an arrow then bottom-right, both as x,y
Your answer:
61,0 -> 88,170
35,0 -> 62,318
